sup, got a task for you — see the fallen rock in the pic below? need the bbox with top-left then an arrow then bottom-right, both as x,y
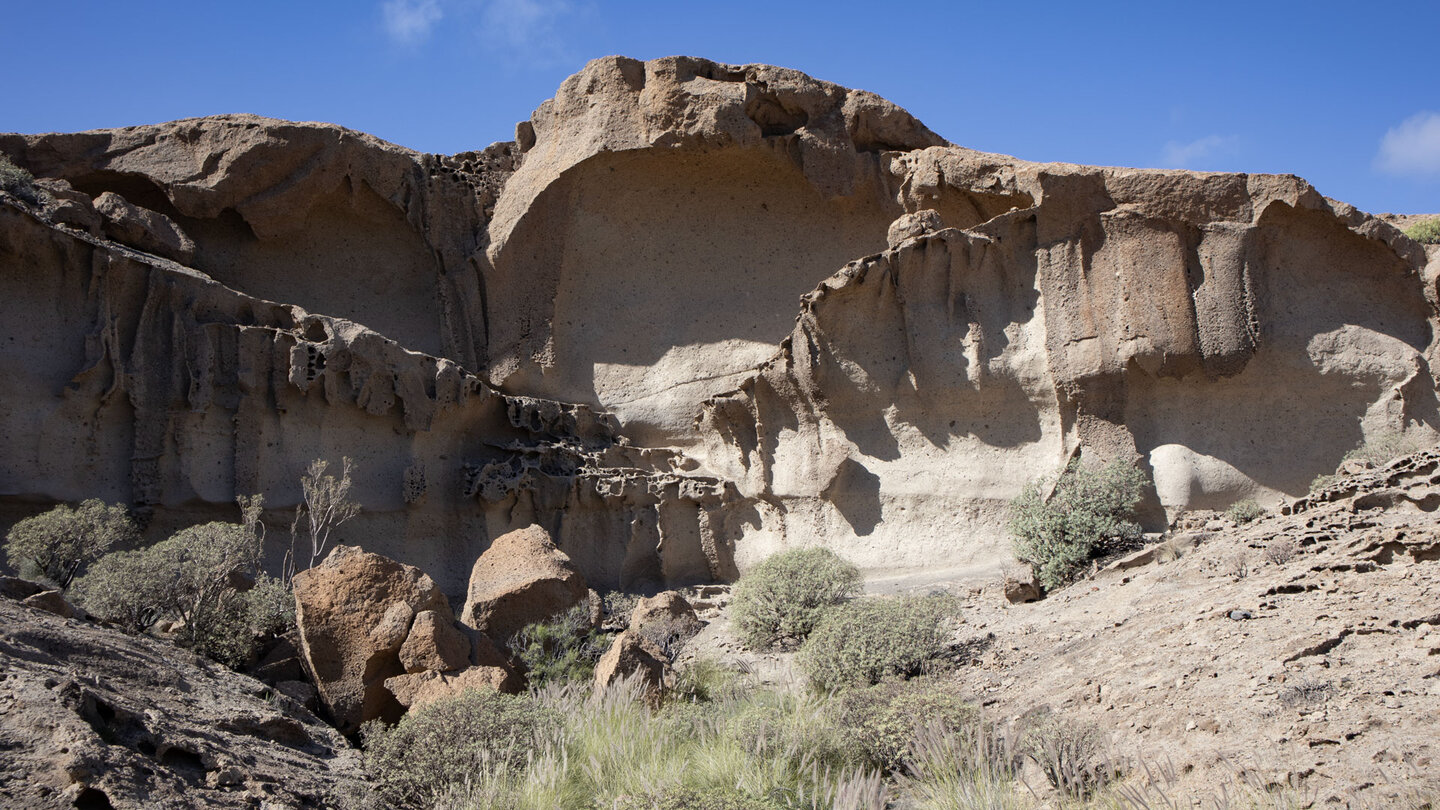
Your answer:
292,544 -> 450,734
385,666 -> 521,710
594,629 -> 668,694
0,575 -> 44,601
93,190 -> 196,264
399,609 -> 473,673
275,679 -> 320,711
250,630 -> 306,684
630,590 -> 703,653
460,524 -> 588,643
22,589 -> 78,619
1003,568 -> 1043,604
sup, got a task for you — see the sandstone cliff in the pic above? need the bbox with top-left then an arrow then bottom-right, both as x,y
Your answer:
2,55 -> 1436,588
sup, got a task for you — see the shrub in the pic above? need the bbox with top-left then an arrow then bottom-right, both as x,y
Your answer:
1341,431 -> 1426,467
69,549 -> 167,632
1225,499 -> 1263,524
247,573 -> 296,637
4,499 -> 138,588
72,520 -> 275,667
798,594 -> 959,690
290,457 -> 360,574
0,154 -> 42,205
1405,219 -> 1440,245
1264,538 -> 1297,566
832,677 -> 976,772
727,691 -> 851,773
511,603 -> 608,687
1008,459 -> 1147,590
1020,717 -> 1113,800
361,688 -> 557,810
731,547 -> 862,651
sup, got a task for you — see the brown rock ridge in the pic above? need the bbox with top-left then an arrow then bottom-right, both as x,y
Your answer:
2,55 -> 1437,589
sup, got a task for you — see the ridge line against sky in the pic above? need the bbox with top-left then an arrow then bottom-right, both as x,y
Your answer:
4,0 -> 1437,214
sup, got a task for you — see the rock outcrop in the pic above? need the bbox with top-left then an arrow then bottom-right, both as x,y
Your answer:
1,54 -> 1436,593
0,594 -> 358,809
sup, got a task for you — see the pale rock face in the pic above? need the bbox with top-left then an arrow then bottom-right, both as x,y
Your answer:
0,55 -> 1435,593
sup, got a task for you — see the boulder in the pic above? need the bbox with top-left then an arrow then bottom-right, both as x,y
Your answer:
399,609 -> 473,673
885,209 -> 945,247
629,590 -> 702,654
292,544 -> 450,734
385,666 -> 521,710
1003,567 -> 1043,604
21,589 -> 78,619
459,525 -> 588,643
250,630 -> 306,684
0,576 -> 44,601
593,630 -> 668,694
92,191 -> 197,264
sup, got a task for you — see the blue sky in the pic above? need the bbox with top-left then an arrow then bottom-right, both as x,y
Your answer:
5,0 -> 1437,213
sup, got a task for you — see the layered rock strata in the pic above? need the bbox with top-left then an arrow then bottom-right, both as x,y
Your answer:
1,55 -> 1436,588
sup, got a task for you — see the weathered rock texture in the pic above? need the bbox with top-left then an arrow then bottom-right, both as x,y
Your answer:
292,545 -> 454,733
2,55 -> 1437,590
460,523 -> 588,642
0,595 -> 359,809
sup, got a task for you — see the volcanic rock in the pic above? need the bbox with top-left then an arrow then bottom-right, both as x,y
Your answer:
593,629 -> 668,694
459,524 -> 588,642
0,598 -> 358,808
292,544 -> 450,733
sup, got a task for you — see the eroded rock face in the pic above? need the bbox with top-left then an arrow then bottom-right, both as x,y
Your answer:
292,545 -> 450,733
460,524 -> 588,642
1,54 -> 1436,592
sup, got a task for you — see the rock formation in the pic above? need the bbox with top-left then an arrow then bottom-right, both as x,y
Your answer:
2,55 -> 1437,594
0,594 -> 358,808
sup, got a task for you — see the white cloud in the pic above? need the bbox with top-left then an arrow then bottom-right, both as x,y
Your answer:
383,0 -> 443,45
1376,112 -> 1440,176
482,0 -> 575,55
1160,134 -> 1238,169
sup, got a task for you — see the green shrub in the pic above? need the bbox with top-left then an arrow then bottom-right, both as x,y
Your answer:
511,603 -> 608,687
0,155 -> 41,205
361,688 -> 557,810
4,500 -> 138,588
832,678 -> 976,772
69,549 -> 167,632
1008,460 -> 1147,590
726,691 -> 851,773
73,520 -> 275,667
247,573 -> 296,637
1404,219 -> 1440,245
798,594 -> 959,690
731,547 -> 862,651
1225,499 -> 1263,524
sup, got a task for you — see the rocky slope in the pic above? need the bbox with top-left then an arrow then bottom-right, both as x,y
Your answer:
0,596 -> 359,809
680,447 -> 1440,805
2,55 -> 1437,591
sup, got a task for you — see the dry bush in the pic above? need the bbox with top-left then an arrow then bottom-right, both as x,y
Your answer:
290,457 -> 360,574
1264,539 -> 1297,566
798,594 -> 959,689
731,547 -> 861,651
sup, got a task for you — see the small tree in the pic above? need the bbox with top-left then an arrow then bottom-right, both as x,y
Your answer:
1009,459 -> 1147,591
290,457 -> 360,576
730,547 -> 862,651
4,499 -> 138,588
